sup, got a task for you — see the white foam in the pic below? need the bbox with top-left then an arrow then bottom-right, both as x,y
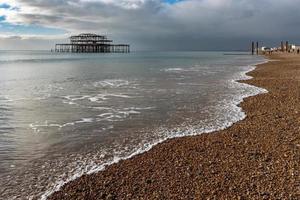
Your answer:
62,122 -> 76,127
162,67 -> 184,72
98,113 -> 114,117
162,66 -> 200,73
104,94 -> 132,98
96,111 -> 133,122
120,110 -> 140,115
5,97 -> 28,102
29,105 -> 152,133
93,106 -> 113,110
92,107 -> 153,122
30,121 -> 70,132
89,97 -> 102,102
127,107 -> 155,110
75,118 -> 94,123
41,59 -> 269,200
29,118 -> 94,132
93,79 -> 137,88
62,95 -> 91,105
62,100 -> 77,105
63,93 -> 133,105
94,79 -> 129,87
88,93 -> 132,102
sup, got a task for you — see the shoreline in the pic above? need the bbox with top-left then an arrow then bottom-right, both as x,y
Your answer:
49,52 -> 300,199
42,56 -> 266,199
40,55 -> 267,199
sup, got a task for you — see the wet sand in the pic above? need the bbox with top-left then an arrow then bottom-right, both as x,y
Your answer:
49,53 -> 300,199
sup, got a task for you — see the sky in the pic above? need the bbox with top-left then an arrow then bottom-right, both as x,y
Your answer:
0,0 -> 300,50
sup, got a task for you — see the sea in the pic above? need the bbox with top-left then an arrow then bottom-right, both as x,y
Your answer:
0,51 -> 267,199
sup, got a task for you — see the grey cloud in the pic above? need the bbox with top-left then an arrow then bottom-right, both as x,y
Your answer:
3,0 -> 300,50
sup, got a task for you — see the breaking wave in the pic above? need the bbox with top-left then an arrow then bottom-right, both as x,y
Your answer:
41,60 -> 268,200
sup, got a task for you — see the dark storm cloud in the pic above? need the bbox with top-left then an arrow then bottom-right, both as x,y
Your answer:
2,0 -> 300,50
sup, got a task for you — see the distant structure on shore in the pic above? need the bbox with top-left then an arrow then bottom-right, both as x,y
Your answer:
54,33 -> 130,53
251,41 -> 300,55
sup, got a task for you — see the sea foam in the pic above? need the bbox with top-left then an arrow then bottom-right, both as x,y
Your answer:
41,59 -> 269,200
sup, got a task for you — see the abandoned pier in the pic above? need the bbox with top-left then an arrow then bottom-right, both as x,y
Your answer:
54,33 -> 130,53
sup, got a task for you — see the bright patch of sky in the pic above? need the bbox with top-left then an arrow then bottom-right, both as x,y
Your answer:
0,15 -> 6,21
0,22 -> 66,35
0,3 -> 11,9
0,1 -> 66,35
164,0 -> 182,4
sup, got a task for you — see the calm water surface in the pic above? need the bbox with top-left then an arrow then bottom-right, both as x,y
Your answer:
0,51 -> 266,199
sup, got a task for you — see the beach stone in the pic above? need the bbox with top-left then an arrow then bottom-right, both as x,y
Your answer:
48,53 -> 300,200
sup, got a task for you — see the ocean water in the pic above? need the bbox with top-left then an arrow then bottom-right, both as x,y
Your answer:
0,51 -> 267,199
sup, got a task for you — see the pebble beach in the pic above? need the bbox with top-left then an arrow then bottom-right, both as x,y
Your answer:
49,52 -> 300,199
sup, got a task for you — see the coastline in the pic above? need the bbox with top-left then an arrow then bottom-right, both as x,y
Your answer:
49,52 -> 300,199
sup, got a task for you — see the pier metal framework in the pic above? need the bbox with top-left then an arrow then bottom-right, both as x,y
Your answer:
55,33 -> 130,53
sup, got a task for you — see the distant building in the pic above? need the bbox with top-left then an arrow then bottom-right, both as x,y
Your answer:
54,33 -> 130,53
261,46 -> 271,52
291,44 -> 300,51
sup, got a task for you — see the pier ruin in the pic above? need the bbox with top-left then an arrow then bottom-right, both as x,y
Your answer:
54,33 -> 130,53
